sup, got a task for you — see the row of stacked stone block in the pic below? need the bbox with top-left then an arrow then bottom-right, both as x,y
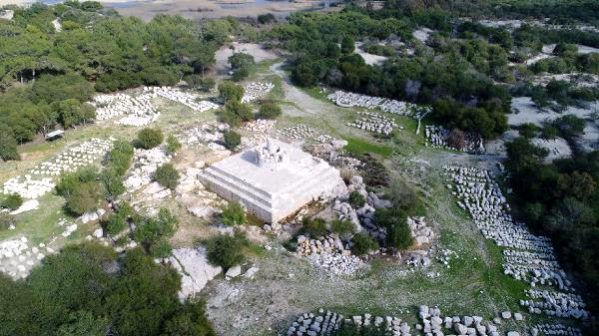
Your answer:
241,82 -> 275,103
285,310 -> 410,336
424,125 -> 485,154
347,111 -> 398,136
2,138 -> 112,199
443,165 -> 589,328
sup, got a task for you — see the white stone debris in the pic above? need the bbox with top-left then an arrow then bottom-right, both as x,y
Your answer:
296,235 -> 365,275
146,86 -> 219,112
284,309 -> 409,336
9,199 -> 39,215
277,125 -> 320,141
444,165 -> 591,321
347,111 -> 398,136
436,248 -> 458,268
124,147 -> 171,193
162,247 -> 222,301
200,138 -> 347,223
328,90 -> 425,117
407,216 -> 434,246
417,305 -> 503,336
241,82 -> 274,103
3,138 -> 112,199
425,125 -> 485,153
176,165 -> 225,220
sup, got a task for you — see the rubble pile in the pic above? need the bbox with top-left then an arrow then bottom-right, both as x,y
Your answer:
92,91 -> 158,126
124,147 -> 172,193
277,125 -> 320,141
146,86 -> 219,112
178,122 -> 230,146
241,82 -> 274,103
296,235 -> 365,275
425,125 -> 485,153
407,216 -> 434,246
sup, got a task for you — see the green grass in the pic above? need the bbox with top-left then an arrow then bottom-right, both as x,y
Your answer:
344,136 -> 394,158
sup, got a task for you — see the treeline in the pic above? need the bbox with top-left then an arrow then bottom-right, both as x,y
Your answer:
267,10 -> 510,138
0,243 -> 215,336
505,138 -> 599,320
489,0 -> 599,26
0,1 -> 229,161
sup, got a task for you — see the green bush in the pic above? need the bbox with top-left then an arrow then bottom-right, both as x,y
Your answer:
348,191 -> 366,208
331,220 -> 356,237
184,75 -> 216,92
218,81 -> 244,103
231,67 -> 250,81
519,123 -> 540,139
106,140 -> 134,176
223,130 -> 241,150
302,218 -> 327,238
134,208 -> 178,254
220,101 -> 253,127
375,208 -> 413,250
221,202 -> 245,226
65,182 -> 102,216
0,125 -> 20,161
154,163 -> 180,190
204,233 -> 247,270
257,13 -> 276,24
0,213 -> 16,230
100,170 -> 125,199
137,128 -> 164,149
257,102 -> 282,120
1,194 -> 23,210
351,232 -> 379,255
166,135 -> 181,154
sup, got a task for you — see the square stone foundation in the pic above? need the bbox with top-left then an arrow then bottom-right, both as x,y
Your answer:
199,139 -> 345,223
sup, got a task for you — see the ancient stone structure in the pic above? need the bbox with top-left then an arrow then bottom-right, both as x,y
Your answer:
200,139 -> 346,223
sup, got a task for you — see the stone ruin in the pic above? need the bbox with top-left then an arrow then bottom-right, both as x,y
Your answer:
425,125 -> 485,154
295,234 -> 365,275
284,309 -> 411,336
347,111 -> 399,136
444,166 -> 590,324
328,90 -> 428,117
416,305 -> 505,336
200,138 -> 347,223
2,138 -> 112,199
241,82 -> 275,103
277,125 -> 320,141
178,122 -> 230,146
92,86 -> 218,127
161,247 -> 222,301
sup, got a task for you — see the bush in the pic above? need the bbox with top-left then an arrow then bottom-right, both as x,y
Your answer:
375,208 -> 413,250
218,81 -> 244,103
166,135 -> 181,154
541,125 -> 559,139
257,13 -> 276,24
106,140 -> 134,176
231,67 -> 250,81
351,232 -> 379,256
65,182 -> 102,216
331,220 -> 356,237
0,125 -> 20,161
104,213 -> 127,236
137,128 -> 163,149
302,218 -> 327,238
223,130 -> 241,150
0,213 -> 16,230
257,102 -> 282,120
100,170 -> 125,199
348,191 -> 366,208
134,208 -> 178,253
220,101 -> 253,127
221,201 -> 245,226
519,123 -> 541,139
154,163 -> 180,190
1,194 -> 23,210
341,36 -> 355,54
204,233 -> 247,270
185,75 -> 216,92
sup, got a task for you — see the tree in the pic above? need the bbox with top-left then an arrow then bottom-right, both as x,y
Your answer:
134,208 -> 178,256
100,169 -> 125,200
1,194 -> 23,211
257,102 -> 282,120
65,182 -> 102,215
154,163 -> 180,190
218,81 -> 244,103
52,99 -> 96,128
137,128 -> 163,149
341,36 -> 355,54
106,140 -> 134,176
228,53 -> 254,70
292,62 -> 317,87
223,130 -> 241,150
162,301 -> 216,336
0,125 -> 20,161
351,232 -> 379,256
55,311 -> 109,336
519,123 -> 540,139
204,233 -> 247,270
220,101 -> 252,127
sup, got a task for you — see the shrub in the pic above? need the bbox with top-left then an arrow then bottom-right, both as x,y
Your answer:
541,124 -> 559,139
257,102 -> 282,120
519,123 -> 540,139
100,170 -> 125,199
166,135 -> 181,154
137,128 -> 163,149
220,101 -> 253,127
65,182 -> 103,216
104,213 -> 127,236
341,36 -> 355,54
218,81 -> 244,103
0,213 -> 16,230
204,233 -> 247,270
257,13 -> 276,24
221,201 -> 245,226
375,208 -> 413,250
351,232 -> 379,256
184,75 -> 216,92
331,220 -> 356,237
106,140 -> 134,176
154,163 -> 180,190
302,218 -> 327,238
1,194 -> 23,210
348,191 -> 366,208
231,67 -> 250,81
0,125 -> 20,161
223,130 -> 241,150
134,208 -> 178,253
